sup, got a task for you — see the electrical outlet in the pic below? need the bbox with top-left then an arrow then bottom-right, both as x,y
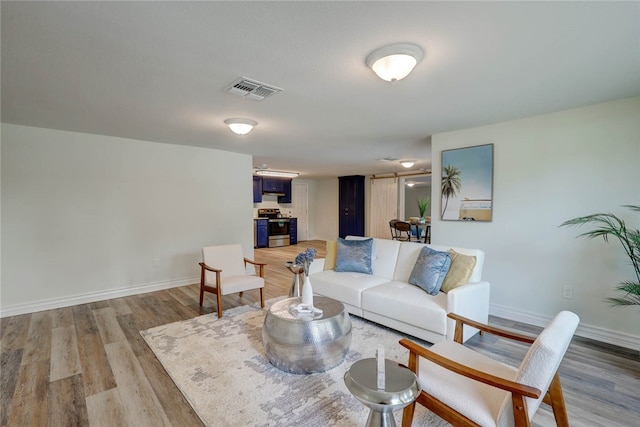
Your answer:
152,258 -> 160,268
562,285 -> 574,299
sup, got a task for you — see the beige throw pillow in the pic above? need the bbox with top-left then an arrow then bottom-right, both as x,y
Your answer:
324,240 -> 337,270
440,249 -> 477,292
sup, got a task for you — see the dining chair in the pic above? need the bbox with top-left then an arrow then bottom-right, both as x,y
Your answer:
199,244 -> 266,318
399,311 -> 579,427
389,219 -> 412,241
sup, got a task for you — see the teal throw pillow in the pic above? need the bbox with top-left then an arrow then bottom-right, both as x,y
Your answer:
408,246 -> 452,295
335,237 -> 373,274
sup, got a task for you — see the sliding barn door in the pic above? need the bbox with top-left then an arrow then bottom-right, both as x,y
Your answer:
369,177 -> 398,239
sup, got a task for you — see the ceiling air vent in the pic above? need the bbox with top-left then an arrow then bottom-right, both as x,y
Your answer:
225,77 -> 283,101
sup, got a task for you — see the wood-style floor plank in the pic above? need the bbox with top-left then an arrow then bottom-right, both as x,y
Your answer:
137,352 -> 204,427
21,311 -> 52,366
85,388 -> 128,427
92,307 -> 128,345
47,374 -> 89,426
49,326 -> 82,382
0,314 -> 30,353
6,359 -> 49,426
50,307 -> 74,329
106,297 -> 133,317
0,240 -> 638,426
0,349 -> 22,426
74,332 -> 117,397
104,341 -> 171,427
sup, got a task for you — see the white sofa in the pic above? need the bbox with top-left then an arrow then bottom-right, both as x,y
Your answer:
309,236 -> 490,343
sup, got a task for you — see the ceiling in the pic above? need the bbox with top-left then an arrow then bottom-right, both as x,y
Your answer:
2,2 -> 639,179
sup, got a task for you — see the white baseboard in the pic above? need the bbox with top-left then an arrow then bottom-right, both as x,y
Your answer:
3,287 -> 638,351
0,276 -> 200,318
490,303 -> 640,351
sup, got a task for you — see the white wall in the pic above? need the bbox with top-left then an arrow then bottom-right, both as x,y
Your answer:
1,124 -> 255,316
431,97 -> 640,348
313,178 -> 339,241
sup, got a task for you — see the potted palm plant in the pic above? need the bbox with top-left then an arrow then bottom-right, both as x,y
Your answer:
417,196 -> 430,223
560,205 -> 640,307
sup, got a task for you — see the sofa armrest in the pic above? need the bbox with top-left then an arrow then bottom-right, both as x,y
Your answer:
445,281 -> 490,342
309,258 -> 325,275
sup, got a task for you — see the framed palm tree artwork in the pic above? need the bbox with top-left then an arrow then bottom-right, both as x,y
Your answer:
441,143 -> 494,221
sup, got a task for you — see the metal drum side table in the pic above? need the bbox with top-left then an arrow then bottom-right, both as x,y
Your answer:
262,296 -> 352,374
344,358 -> 421,427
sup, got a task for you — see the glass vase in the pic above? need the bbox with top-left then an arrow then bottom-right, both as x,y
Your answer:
286,263 -> 305,297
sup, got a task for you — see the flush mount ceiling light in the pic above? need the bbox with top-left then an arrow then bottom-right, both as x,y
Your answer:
400,160 -> 416,168
406,182 -> 415,187
255,170 -> 299,178
224,118 -> 257,135
366,43 -> 423,82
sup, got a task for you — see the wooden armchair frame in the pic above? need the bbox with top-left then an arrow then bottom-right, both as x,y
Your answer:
400,312 -> 570,427
199,257 -> 266,318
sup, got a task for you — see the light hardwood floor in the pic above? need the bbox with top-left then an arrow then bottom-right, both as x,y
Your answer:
1,240 -> 638,426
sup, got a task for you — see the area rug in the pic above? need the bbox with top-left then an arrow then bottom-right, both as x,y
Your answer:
141,298 -> 450,426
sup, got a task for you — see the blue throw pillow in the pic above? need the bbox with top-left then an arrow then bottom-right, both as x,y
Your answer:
408,246 -> 452,295
335,238 -> 373,274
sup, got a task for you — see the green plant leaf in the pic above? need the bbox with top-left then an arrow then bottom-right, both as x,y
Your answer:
561,205 -> 640,308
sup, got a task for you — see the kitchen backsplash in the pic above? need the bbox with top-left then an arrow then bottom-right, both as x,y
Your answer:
254,197 -> 293,218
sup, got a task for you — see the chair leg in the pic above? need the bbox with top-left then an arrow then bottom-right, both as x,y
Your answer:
402,402 -> 416,427
259,288 -> 264,308
239,291 -> 244,298
547,372 -> 569,427
216,291 -> 223,318
199,267 -> 205,306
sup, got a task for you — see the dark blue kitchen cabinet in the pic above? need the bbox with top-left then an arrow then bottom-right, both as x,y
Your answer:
253,176 -> 262,203
278,179 -> 292,203
289,218 -> 297,244
338,175 -> 365,238
254,219 -> 268,248
260,177 -> 292,203
261,178 -> 286,193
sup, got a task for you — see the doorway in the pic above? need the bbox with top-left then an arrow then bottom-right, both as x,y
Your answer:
402,176 -> 432,220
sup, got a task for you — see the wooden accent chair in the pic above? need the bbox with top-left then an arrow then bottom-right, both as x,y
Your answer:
399,311 -> 579,427
389,219 -> 412,241
199,244 -> 266,318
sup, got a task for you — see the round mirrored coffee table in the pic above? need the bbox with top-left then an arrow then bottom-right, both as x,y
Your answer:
262,296 -> 352,374
344,358 -> 421,427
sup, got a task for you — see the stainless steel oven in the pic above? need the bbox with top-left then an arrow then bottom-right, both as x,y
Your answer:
258,208 -> 291,248
268,219 -> 290,247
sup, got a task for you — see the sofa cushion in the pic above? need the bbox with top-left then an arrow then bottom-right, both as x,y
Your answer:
361,281 -> 448,335
324,240 -> 337,271
441,249 -> 477,293
346,236 -> 401,280
335,237 -> 373,274
395,242 -> 485,284
310,270 -> 390,309
408,246 -> 452,295
393,242 -> 424,282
